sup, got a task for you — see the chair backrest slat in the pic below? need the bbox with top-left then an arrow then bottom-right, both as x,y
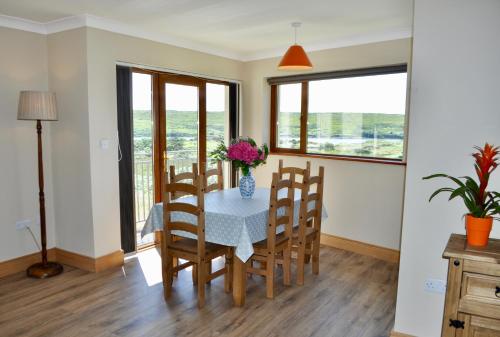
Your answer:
165,182 -> 198,196
166,202 -> 200,216
168,221 -> 198,235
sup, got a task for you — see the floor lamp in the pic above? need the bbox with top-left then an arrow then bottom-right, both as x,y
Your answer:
18,91 -> 63,278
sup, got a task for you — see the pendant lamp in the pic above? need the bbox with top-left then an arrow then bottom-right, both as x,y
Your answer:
278,22 -> 313,70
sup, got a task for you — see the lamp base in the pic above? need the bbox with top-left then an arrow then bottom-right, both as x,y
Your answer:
27,261 -> 64,279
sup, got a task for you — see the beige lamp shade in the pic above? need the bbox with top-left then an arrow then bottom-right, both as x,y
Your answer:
18,91 -> 58,121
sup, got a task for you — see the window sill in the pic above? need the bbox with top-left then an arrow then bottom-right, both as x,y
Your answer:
270,151 -> 407,166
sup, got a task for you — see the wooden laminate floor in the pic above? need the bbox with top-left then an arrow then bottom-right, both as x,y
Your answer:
0,246 -> 398,337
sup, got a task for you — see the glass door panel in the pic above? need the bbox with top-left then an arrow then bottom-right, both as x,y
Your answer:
132,72 -> 154,247
164,83 -> 199,174
206,83 -> 230,187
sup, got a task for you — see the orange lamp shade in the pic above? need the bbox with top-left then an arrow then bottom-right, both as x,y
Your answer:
278,44 -> 313,70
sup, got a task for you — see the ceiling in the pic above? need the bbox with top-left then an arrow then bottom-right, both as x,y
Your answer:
0,0 -> 413,60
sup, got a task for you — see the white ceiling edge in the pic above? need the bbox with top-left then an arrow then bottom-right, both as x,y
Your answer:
0,13 -> 47,34
242,28 -> 413,62
0,13 -> 413,62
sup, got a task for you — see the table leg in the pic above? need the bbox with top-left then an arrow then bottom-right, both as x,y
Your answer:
233,256 -> 246,307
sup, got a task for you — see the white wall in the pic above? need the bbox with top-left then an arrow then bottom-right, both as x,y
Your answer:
243,39 -> 412,249
85,28 -> 244,257
47,28 -> 95,257
0,27 -> 56,261
394,1 -> 500,336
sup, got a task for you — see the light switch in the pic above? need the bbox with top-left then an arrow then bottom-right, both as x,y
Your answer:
99,138 -> 110,150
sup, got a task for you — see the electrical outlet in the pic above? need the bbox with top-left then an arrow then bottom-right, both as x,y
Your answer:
16,219 -> 31,231
424,278 -> 446,294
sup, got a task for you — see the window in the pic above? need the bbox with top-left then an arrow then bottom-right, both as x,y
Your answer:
277,83 -> 302,149
269,65 -> 408,163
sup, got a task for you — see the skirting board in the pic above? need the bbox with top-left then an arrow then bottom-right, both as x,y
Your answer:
390,330 -> 415,337
0,248 -> 124,278
320,233 -> 400,264
0,248 -> 57,278
55,248 -> 124,272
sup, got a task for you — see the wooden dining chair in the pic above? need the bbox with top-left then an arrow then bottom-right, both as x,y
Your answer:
278,159 -> 312,261
201,160 -> 223,193
294,165 -> 325,285
167,162 -> 199,277
161,171 -> 232,308
246,172 -> 294,299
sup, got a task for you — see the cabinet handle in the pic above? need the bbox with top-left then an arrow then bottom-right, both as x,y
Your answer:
496,286 -> 500,298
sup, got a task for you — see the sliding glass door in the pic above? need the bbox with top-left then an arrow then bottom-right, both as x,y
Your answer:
129,69 -> 236,249
157,74 -> 231,197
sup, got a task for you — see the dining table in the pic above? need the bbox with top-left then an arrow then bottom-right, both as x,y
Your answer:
141,187 -> 327,306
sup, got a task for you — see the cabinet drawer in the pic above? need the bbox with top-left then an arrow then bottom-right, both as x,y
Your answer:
459,273 -> 500,320
464,260 -> 500,278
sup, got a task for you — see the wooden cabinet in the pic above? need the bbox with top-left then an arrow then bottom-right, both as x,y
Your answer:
442,234 -> 500,337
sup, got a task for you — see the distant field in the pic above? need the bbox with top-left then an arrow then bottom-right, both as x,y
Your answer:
132,110 -> 405,160
278,111 -> 405,159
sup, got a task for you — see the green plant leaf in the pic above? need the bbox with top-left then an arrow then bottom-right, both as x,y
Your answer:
428,187 -> 455,202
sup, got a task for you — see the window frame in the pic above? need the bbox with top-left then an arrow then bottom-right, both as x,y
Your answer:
269,64 -> 408,165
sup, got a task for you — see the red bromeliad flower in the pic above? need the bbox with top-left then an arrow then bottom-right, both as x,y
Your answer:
473,143 -> 499,204
424,143 -> 500,219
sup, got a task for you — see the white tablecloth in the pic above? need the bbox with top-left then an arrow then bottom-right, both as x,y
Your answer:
141,187 -> 327,261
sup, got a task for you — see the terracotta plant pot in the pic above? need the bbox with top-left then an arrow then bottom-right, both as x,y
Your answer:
465,214 -> 493,247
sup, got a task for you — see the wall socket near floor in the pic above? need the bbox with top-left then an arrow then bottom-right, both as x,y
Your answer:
15,219 -> 31,231
424,278 -> 446,294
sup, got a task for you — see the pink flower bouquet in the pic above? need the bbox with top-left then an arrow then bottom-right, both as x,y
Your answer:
210,137 -> 269,176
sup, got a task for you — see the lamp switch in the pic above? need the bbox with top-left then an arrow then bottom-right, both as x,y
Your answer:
16,219 -> 31,230
99,138 -> 110,150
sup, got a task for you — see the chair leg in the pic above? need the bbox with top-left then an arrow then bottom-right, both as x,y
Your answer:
260,260 -> 267,277
296,242 -> 306,286
197,260 -> 206,308
266,255 -> 275,299
192,264 -> 198,285
224,251 -> 233,293
304,242 -> 312,263
173,257 -> 179,278
163,253 -> 173,299
206,260 -> 212,285
283,247 -> 291,286
312,235 -> 320,275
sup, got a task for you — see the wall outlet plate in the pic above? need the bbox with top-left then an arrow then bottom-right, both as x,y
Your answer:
424,278 -> 446,294
16,219 -> 31,230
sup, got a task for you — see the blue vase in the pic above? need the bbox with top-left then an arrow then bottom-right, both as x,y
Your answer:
239,171 -> 256,199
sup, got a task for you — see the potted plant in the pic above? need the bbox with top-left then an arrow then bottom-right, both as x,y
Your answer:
423,143 -> 500,246
211,137 -> 269,199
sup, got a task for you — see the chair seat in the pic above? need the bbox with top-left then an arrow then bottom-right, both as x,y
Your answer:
292,226 -> 318,239
253,232 -> 289,255
169,237 -> 227,259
